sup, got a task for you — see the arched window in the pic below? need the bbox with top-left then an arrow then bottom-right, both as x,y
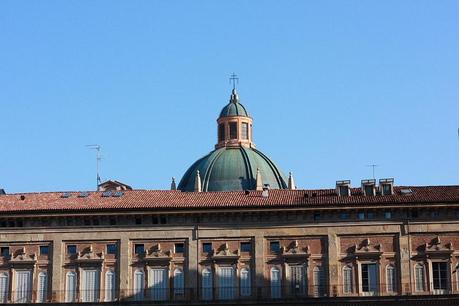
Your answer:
270,267 -> 281,298
104,270 -> 115,302
65,271 -> 77,302
133,269 -> 145,301
386,265 -> 396,293
37,271 -> 48,303
415,264 -> 425,292
240,268 -> 251,297
313,266 -> 325,297
201,268 -> 213,300
173,268 -> 184,298
343,265 -> 353,294
0,272 -> 9,303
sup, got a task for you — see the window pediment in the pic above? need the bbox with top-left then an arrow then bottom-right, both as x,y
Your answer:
10,247 -> 36,263
76,246 -> 104,262
423,236 -> 454,256
352,238 -> 383,258
281,240 -> 311,258
212,243 -> 240,260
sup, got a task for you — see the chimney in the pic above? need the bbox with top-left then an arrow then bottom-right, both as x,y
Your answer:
262,184 -> 270,198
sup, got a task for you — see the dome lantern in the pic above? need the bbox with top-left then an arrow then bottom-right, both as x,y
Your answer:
216,88 -> 254,149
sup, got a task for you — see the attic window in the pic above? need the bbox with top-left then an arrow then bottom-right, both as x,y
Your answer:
61,192 -> 71,198
379,178 -> 394,195
78,191 -> 90,198
361,179 -> 376,196
102,191 -> 112,197
336,180 -> 351,197
113,191 -> 124,197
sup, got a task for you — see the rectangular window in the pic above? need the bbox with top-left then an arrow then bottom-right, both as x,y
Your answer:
290,265 -> 306,295
241,242 -> 252,252
361,263 -> 378,296
218,124 -> 225,141
135,244 -> 145,255
364,185 -> 375,196
15,270 -> 32,303
107,244 -> 117,255
384,211 -> 392,219
135,217 -> 142,225
218,266 -> 235,299
382,184 -> 392,195
229,122 -> 238,139
358,212 -> 366,220
432,262 -> 448,293
367,212 -> 375,219
67,245 -> 77,255
339,185 -> 349,196
431,210 -> 440,218
313,212 -> 321,220
149,268 -> 168,301
340,212 -> 350,220
40,246 -> 49,255
270,241 -> 280,253
203,243 -> 212,253
241,123 -> 248,140
175,243 -> 184,254
81,269 -> 100,302
0,247 -> 9,257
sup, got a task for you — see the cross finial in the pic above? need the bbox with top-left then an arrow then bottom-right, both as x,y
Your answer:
229,73 -> 239,90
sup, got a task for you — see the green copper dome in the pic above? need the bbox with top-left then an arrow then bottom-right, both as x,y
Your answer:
178,146 -> 288,192
219,89 -> 249,118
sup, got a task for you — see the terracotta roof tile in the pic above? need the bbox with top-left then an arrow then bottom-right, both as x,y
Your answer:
0,186 -> 458,214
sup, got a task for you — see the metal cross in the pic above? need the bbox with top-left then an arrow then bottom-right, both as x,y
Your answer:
229,73 -> 239,89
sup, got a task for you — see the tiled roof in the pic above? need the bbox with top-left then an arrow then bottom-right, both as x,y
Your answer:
0,186 -> 458,214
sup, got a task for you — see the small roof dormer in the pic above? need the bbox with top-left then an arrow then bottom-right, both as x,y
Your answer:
336,180 -> 351,197
379,178 -> 394,195
361,179 -> 376,196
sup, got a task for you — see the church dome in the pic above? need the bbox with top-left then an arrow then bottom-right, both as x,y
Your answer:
177,146 -> 288,192
177,82 -> 292,192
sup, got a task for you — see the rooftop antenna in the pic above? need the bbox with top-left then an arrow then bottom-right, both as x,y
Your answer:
86,144 -> 102,190
229,73 -> 239,90
366,164 -> 379,180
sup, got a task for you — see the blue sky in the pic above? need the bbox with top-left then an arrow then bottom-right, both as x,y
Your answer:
1,1 -> 458,193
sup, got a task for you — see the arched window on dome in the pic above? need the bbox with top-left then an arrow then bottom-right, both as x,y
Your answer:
229,122 -> 237,139
218,123 -> 225,142
241,122 -> 249,140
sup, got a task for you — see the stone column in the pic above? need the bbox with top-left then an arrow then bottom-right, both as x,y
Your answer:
254,232 -> 265,298
399,223 -> 412,294
119,236 -> 129,299
51,237 -> 63,302
327,232 -> 339,297
189,226 -> 198,301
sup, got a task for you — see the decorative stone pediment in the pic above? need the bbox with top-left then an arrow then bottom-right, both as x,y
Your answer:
353,238 -> 383,258
423,236 -> 454,256
281,240 -> 311,258
10,247 -> 36,263
212,243 -> 240,260
77,246 -> 104,261
145,244 -> 172,260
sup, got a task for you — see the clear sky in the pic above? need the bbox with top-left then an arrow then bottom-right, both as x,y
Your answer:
1,1 -> 458,193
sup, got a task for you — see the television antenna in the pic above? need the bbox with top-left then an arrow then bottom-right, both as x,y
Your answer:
86,144 -> 102,190
366,164 -> 379,180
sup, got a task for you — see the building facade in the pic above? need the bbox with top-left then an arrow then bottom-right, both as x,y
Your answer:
1,89 -> 459,305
